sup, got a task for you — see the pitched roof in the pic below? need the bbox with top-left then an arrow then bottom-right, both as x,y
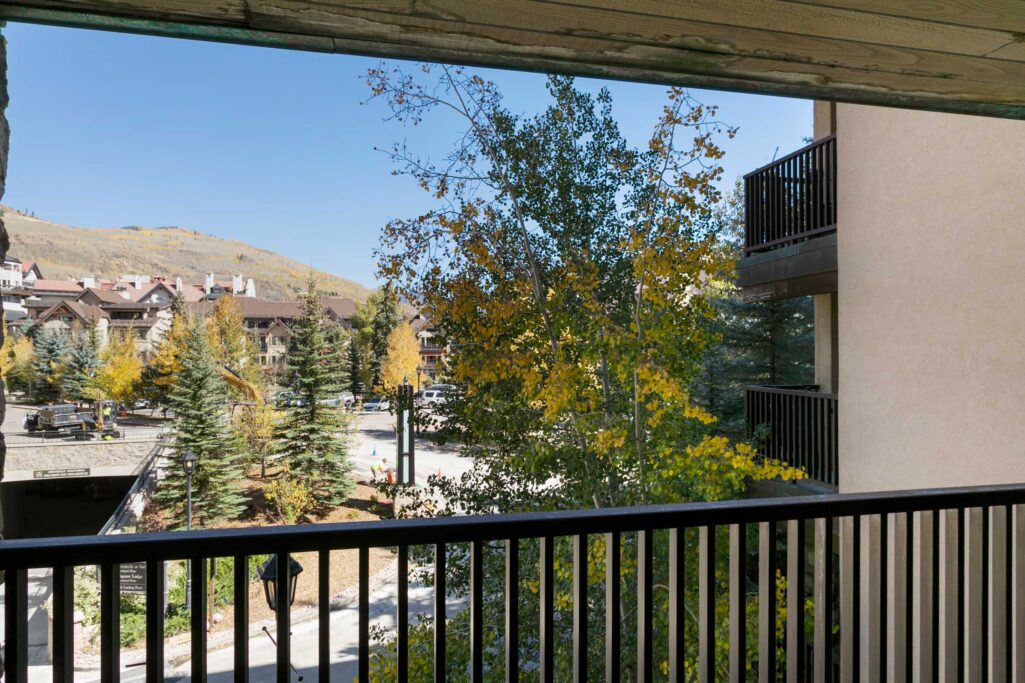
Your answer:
324,297 -> 356,321
38,300 -> 108,324
31,279 -> 83,294
130,281 -> 177,303
233,299 -> 302,319
79,287 -> 131,305
167,284 -> 203,302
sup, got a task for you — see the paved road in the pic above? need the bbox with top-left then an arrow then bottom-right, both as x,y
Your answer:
346,410 -> 471,483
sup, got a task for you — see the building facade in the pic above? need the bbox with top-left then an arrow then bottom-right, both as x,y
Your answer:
739,101 -> 1025,494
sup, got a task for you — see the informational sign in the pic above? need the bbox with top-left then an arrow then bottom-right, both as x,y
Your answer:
119,562 -> 147,595
33,467 -> 90,479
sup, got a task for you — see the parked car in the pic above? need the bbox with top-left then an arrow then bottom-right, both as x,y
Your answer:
363,396 -> 390,411
275,391 -> 309,408
319,391 -> 356,409
426,383 -> 457,392
420,389 -> 449,407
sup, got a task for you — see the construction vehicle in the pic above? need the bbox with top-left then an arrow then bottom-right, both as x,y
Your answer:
219,366 -> 265,412
26,400 -> 121,439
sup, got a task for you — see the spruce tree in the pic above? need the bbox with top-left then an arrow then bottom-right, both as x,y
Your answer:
276,278 -> 355,505
324,324 -> 350,394
32,329 -> 68,402
368,284 -> 402,389
61,325 -> 100,403
346,339 -> 365,397
156,320 -> 246,528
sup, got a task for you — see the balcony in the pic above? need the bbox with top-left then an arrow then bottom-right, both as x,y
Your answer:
746,385 -> 838,488
738,135 -> 838,301
3,482 -> 1023,681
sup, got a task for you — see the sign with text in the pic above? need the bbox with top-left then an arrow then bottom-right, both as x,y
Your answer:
119,562 -> 147,595
33,468 -> 90,479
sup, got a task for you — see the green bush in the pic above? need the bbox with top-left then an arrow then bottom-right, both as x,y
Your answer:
74,555 -> 271,648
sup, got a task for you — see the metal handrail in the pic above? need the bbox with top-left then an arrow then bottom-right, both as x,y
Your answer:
1,482 -> 1023,567
743,133 -> 836,179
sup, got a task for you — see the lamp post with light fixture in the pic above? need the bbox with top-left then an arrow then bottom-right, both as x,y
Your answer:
182,450 -> 198,610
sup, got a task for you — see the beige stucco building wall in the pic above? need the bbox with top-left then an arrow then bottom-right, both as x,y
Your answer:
837,104 -> 1025,492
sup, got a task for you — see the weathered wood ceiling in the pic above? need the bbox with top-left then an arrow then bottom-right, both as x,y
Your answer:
3,0 -> 1025,118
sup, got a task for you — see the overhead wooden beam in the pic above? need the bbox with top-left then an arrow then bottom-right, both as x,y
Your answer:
4,0 -> 1025,118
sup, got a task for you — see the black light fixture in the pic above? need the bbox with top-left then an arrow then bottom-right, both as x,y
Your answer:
258,555 -> 304,611
181,450 -> 198,476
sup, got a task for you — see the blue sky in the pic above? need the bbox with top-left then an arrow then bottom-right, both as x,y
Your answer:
3,23 -> 812,288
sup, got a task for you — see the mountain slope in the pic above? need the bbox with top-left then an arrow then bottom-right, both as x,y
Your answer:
1,207 -> 372,301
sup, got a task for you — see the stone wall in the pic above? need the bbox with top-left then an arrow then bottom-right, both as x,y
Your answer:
3,439 -> 160,482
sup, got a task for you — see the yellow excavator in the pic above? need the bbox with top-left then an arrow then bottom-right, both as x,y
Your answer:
219,366 -> 265,410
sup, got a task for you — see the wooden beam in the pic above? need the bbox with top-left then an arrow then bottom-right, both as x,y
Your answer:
4,0 -> 1025,118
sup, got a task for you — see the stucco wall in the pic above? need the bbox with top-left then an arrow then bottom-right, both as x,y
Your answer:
838,104 -> 1025,492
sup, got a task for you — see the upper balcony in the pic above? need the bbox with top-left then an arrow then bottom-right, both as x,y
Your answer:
738,135 -> 838,301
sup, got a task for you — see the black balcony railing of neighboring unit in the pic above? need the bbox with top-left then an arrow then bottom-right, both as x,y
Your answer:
744,135 -> 837,253
746,384 -> 839,487
3,483 -> 1025,682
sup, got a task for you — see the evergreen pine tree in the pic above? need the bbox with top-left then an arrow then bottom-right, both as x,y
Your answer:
61,324 -> 100,402
323,324 -> 350,394
32,329 -> 68,402
155,320 -> 246,528
346,339 -> 365,397
277,278 -> 355,504
368,284 -> 402,389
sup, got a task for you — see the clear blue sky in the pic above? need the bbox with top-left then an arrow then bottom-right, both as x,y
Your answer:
3,23 -> 811,289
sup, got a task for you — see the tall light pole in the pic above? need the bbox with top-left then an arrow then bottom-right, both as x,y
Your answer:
416,365 -> 423,392
182,450 -> 198,610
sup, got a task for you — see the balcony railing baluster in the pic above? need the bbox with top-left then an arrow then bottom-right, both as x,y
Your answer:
572,534 -> 588,683
504,538 -> 519,683
728,524 -> 746,683
53,564 -> 74,683
317,550 -> 329,683
233,554 -> 248,683
605,530 -> 621,683
786,520 -> 806,683
470,540 -> 484,683
636,530 -> 653,683
435,542 -> 447,683
698,525 -> 715,683
100,562 -> 121,683
191,556 -> 206,682
358,546 -> 370,682
539,535 -> 555,683
668,527 -> 685,683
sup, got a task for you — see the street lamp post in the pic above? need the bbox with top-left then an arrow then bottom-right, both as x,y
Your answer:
182,450 -> 198,611
416,365 -> 423,392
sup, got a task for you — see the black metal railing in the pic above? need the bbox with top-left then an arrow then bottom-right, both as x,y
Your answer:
3,483 -> 1025,682
744,135 -> 837,253
746,384 -> 839,487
